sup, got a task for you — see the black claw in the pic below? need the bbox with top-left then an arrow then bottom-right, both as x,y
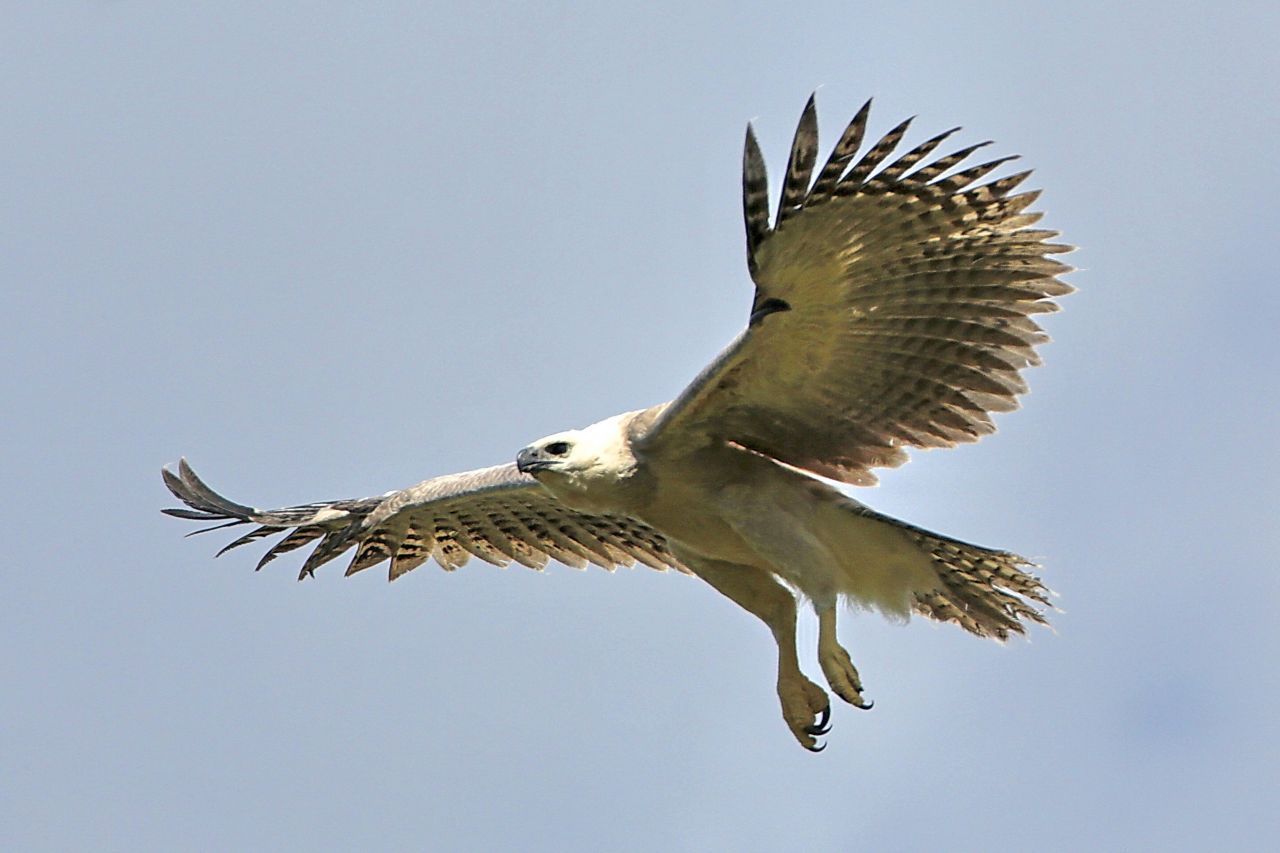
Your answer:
805,707 -> 832,736
805,721 -> 831,736
805,740 -> 827,753
854,698 -> 874,711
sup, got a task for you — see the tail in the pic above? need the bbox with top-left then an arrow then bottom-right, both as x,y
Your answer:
859,507 -> 1053,640
909,525 -> 1051,640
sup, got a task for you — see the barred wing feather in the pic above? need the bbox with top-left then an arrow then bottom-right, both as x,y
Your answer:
642,97 -> 1074,485
163,459 -> 682,581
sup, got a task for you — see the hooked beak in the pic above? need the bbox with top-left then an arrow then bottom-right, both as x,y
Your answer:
516,446 -> 550,474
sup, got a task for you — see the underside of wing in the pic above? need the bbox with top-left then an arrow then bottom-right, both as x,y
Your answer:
643,95 -> 1074,485
163,459 -> 683,581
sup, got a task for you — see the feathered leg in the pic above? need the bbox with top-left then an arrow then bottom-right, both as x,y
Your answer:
674,548 -> 831,751
713,480 -> 877,717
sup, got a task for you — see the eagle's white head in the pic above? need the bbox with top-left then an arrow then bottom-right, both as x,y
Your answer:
516,413 -> 639,512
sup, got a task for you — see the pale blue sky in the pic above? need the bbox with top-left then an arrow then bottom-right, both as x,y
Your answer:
4,3 -> 1278,851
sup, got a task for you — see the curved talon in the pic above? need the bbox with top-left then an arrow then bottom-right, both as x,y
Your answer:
806,719 -> 832,736
805,707 -> 832,736
853,698 -> 874,711
779,672 -> 832,751
805,740 -> 827,753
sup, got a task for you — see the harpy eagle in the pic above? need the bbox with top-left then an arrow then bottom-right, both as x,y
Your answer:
164,95 -> 1072,751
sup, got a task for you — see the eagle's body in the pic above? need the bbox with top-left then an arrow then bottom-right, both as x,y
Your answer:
165,96 -> 1072,749
532,407 -> 938,617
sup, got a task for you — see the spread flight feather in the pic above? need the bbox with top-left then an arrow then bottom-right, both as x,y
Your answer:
164,96 -> 1072,750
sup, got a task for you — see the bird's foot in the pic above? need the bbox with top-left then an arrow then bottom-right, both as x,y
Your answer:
778,671 -> 832,752
819,642 -> 873,710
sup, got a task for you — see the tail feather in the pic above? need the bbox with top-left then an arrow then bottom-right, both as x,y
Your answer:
904,526 -> 1052,640
846,501 -> 1053,640
839,494 -> 1049,640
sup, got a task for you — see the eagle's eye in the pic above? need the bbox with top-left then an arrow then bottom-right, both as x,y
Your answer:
544,441 -> 571,457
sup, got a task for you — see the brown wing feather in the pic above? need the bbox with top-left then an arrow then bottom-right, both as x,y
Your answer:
775,94 -> 819,227
640,97 -> 1073,485
163,460 -> 684,580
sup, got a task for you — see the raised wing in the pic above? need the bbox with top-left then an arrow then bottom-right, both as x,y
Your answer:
163,459 -> 682,581
641,96 -> 1073,485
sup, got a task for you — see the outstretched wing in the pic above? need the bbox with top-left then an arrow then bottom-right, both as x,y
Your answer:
641,95 -> 1074,485
163,459 -> 682,581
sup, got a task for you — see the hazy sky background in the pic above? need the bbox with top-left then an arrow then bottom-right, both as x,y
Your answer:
4,3 -> 1277,850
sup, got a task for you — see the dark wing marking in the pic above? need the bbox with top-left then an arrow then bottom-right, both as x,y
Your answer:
775,94 -> 819,227
163,459 -> 684,581
742,124 -> 771,274
806,98 -> 871,205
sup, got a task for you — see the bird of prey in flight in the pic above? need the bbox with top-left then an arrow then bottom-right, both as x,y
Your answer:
164,94 -> 1072,751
